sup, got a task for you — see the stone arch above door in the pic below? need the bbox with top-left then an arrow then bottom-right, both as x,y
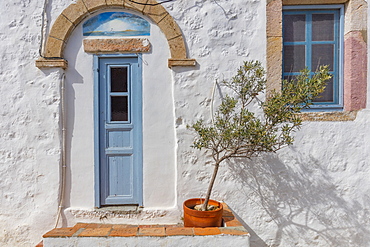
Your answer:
36,0 -> 196,69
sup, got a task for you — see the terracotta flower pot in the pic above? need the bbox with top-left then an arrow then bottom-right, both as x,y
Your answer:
183,198 -> 223,227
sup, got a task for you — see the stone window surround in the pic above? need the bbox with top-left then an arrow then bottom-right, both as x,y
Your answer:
35,0 -> 197,69
267,0 -> 367,121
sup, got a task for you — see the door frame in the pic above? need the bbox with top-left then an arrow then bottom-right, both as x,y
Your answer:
93,54 -> 143,208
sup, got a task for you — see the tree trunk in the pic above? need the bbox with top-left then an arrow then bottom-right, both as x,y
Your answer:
201,161 -> 220,211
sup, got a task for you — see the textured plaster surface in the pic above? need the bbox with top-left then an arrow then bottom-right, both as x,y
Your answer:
1,0 -> 370,247
0,1 -> 62,246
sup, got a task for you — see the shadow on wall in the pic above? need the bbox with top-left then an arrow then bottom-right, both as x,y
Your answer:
227,149 -> 370,247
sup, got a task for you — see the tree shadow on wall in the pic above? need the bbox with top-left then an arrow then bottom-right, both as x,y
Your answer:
227,148 -> 370,247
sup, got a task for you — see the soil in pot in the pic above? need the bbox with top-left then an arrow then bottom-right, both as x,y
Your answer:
183,198 -> 223,227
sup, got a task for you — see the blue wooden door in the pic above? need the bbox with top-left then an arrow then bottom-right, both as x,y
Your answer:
96,55 -> 142,206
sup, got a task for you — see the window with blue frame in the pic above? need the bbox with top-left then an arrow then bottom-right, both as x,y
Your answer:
283,5 -> 344,110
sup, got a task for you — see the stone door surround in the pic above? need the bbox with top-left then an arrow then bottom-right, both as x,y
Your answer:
36,0 -> 196,69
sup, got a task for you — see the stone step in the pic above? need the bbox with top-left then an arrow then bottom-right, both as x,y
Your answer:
40,204 -> 250,247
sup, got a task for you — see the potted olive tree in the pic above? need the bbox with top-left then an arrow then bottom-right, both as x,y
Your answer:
184,61 -> 331,227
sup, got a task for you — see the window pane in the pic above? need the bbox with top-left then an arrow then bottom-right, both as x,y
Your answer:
284,45 -> 305,72
313,77 -> 334,102
283,14 -> 306,42
312,44 -> 334,71
312,14 -> 334,41
111,67 -> 128,92
111,96 -> 128,121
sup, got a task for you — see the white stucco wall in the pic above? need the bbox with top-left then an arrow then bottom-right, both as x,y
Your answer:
0,1 -> 62,246
0,0 -> 370,246
44,235 -> 250,247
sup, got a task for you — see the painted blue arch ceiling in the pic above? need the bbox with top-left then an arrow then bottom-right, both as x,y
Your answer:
83,12 -> 150,37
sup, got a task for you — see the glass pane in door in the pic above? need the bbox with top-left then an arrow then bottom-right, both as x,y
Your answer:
111,67 -> 128,92
111,96 -> 128,121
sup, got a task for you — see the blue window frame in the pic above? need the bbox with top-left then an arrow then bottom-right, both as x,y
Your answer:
283,5 -> 344,110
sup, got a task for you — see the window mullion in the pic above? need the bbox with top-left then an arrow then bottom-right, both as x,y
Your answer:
306,13 -> 312,72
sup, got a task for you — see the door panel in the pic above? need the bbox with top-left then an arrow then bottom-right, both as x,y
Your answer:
97,56 -> 142,206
